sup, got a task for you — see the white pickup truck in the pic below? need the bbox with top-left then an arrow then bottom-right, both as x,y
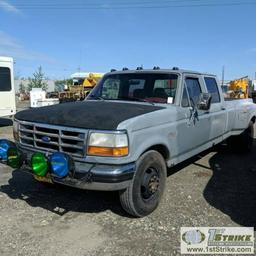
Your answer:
0,57 -> 16,117
12,67 -> 256,217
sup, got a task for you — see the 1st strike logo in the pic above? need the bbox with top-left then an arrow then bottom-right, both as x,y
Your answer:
208,229 -> 253,247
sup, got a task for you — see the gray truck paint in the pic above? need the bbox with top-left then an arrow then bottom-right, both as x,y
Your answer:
15,69 -> 256,190
84,70 -> 256,167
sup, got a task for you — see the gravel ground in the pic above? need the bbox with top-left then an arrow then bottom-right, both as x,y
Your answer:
0,113 -> 255,256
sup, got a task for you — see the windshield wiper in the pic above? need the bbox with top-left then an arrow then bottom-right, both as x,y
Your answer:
117,96 -> 155,105
88,94 -> 105,101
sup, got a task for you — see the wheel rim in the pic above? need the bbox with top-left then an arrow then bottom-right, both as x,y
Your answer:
141,167 -> 160,201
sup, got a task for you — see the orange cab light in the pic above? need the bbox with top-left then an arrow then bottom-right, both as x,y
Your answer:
88,146 -> 129,157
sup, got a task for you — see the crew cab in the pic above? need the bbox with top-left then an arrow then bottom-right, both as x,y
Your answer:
13,68 -> 256,217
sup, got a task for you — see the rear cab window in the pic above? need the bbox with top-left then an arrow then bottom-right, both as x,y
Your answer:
0,67 -> 11,92
204,77 -> 220,103
153,79 -> 177,104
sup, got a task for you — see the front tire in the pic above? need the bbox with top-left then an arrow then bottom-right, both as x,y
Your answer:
119,150 -> 167,217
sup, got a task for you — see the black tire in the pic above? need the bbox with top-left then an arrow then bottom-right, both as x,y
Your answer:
227,121 -> 254,152
119,150 -> 167,217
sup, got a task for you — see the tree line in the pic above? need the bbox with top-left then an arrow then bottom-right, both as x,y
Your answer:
18,66 -> 72,93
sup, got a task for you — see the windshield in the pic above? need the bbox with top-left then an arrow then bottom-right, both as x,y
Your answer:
88,73 -> 178,104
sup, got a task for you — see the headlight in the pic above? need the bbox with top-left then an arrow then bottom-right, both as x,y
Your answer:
13,120 -> 19,141
87,132 -> 129,157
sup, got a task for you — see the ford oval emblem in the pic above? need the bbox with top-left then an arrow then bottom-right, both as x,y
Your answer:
42,136 -> 51,143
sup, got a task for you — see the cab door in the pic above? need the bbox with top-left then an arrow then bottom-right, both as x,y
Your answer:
176,75 -> 211,155
0,58 -> 16,117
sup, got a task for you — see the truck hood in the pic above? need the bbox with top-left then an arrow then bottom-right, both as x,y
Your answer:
15,101 -> 164,130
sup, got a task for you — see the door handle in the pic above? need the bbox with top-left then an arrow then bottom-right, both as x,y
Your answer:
221,107 -> 226,110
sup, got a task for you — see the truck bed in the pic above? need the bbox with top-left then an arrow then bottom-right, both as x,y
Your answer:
224,98 -> 253,102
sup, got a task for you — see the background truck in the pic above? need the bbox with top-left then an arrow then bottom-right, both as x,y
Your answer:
11,67 -> 256,217
0,57 -> 16,117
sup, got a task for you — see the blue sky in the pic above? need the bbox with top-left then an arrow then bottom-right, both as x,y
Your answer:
0,0 -> 256,80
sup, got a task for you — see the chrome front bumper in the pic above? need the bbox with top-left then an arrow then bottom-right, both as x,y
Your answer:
18,145 -> 135,191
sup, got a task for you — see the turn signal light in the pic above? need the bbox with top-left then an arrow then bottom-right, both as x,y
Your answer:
87,146 -> 129,157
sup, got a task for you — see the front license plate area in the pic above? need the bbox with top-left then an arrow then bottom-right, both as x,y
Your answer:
33,174 -> 53,184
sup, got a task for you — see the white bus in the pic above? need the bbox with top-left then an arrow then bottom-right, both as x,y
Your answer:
0,57 -> 16,117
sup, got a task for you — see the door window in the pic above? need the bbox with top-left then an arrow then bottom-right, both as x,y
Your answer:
0,67 -> 11,92
181,87 -> 190,107
182,77 -> 202,107
204,77 -> 220,103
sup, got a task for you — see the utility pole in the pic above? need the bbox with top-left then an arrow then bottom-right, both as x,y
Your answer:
221,65 -> 225,86
78,48 -> 82,73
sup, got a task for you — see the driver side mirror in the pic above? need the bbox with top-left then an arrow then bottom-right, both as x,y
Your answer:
197,93 -> 212,111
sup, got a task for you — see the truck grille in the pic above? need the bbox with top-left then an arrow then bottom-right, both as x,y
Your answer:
18,121 -> 87,158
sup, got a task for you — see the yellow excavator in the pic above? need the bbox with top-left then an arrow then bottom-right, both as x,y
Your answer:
228,76 -> 249,99
83,73 -> 103,96
59,72 -> 104,103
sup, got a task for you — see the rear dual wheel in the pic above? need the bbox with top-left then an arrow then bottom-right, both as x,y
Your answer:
227,121 -> 254,152
119,150 -> 167,217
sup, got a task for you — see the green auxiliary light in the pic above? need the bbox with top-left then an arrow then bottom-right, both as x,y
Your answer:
7,148 -> 23,169
31,152 -> 48,177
